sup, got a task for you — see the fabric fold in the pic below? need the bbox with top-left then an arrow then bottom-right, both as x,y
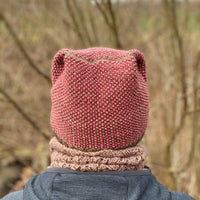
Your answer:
49,136 -> 147,171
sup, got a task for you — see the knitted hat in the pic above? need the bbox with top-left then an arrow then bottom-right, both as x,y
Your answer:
50,47 -> 149,153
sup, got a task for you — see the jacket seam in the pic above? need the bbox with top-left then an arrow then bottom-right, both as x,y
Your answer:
49,173 -> 59,200
125,176 -> 129,200
45,167 -> 151,176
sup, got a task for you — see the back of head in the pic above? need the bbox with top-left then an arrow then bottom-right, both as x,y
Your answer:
49,47 -> 149,171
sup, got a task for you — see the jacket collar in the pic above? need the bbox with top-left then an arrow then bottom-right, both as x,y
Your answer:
45,165 -> 151,176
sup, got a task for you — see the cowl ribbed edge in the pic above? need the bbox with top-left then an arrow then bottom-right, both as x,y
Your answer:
49,136 -> 148,172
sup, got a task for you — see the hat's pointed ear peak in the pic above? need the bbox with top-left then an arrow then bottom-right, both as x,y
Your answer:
129,49 -> 147,82
51,49 -> 70,84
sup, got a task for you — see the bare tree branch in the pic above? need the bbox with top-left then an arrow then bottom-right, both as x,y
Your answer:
62,18 -> 77,32
106,0 -> 121,48
72,0 -> 93,46
95,0 -> 121,48
95,0 -> 112,28
87,0 -> 99,45
172,51 -> 200,174
0,88 -> 50,140
161,0 -> 189,190
0,13 -> 51,85
65,0 -> 87,47
163,0 -> 189,169
170,0 -> 187,112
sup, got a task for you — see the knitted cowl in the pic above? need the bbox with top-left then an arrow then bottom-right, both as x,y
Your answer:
49,136 -> 147,171
49,47 -> 149,171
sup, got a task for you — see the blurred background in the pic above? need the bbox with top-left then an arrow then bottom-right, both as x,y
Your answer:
0,0 -> 200,199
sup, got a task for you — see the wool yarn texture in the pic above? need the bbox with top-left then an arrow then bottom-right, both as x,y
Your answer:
49,47 -> 149,171
49,136 -> 147,171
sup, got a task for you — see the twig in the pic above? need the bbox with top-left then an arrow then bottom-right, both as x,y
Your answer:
95,0 -> 112,28
106,0 -> 121,48
65,0 -> 87,47
88,0 -> 99,45
0,13 -> 51,85
72,0 -> 93,46
62,18 -> 77,32
95,0 -> 121,48
0,88 -> 50,140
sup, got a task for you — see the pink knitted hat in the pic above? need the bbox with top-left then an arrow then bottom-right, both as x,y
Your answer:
50,47 -> 149,152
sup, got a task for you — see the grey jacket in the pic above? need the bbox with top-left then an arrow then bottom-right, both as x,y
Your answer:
2,166 -> 195,200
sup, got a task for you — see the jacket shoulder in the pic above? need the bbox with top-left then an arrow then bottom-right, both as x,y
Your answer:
171,191 -> 195,200
1,191 -> 23,200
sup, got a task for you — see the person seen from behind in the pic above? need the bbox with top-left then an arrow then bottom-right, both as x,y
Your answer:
2,47 -> 195,200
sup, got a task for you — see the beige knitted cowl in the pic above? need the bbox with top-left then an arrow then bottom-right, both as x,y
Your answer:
49,136 -> 147,172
